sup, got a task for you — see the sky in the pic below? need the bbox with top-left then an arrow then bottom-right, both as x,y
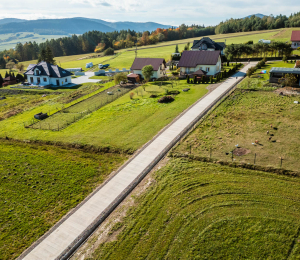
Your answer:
0,0 -> 300,26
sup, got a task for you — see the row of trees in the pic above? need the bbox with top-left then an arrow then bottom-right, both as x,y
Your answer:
225,41 -> 293,62
215,13 -> 300,34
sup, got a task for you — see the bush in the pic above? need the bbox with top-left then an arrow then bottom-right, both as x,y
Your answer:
168,90 -> 180,95
104,47 -> 114,56
150,94 -> 158,98
130,92 -> 134,99
172,72 -> 179,76
158,96 -> 175,103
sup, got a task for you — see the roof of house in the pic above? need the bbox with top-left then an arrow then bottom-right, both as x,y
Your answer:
24,61 -> 72,78
4,76 -> 16,81
178,51 -> 221,67
127,73 -> 140,78
192,37 -> 225,50
291,31 -> 300,42
191,69 -> 207,76
131,58 -> 166,71
270,67 -> 300,74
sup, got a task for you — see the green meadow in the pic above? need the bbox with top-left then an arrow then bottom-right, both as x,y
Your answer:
90,158 -> 300,259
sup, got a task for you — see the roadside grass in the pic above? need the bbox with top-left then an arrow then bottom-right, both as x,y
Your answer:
91,158 -> 300,259
0,140 -> 127,260
173,61 -> 300,171
0,80 -> 209,152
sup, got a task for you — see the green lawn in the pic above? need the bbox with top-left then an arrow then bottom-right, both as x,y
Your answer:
0,140 -> 126,260
90,158 -> 300,259
0,80 -> 208,153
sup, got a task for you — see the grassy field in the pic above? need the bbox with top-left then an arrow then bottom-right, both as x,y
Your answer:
0,140 -> 126,260
89,158 -> 300,259
4,28 -> 292,76
29,83 -> 136,130
0,93 -> 56,121
0,32 -> 69,51
0,80 -> 208,153
173,61 -> 300,171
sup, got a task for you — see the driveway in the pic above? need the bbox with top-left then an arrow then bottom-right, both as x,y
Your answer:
71,72 -> 102,85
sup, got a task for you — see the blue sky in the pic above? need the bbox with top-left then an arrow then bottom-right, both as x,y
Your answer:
0,0 -> 300,26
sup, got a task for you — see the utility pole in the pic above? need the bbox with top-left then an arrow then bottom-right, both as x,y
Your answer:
135,43 -> 138,58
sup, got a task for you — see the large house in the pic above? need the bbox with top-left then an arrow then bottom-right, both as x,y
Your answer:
130,58 -> 166,79
178,51 -> 222,77
191,37 -> 226,55
291,31 -> 300,50
24,61 -> 72,86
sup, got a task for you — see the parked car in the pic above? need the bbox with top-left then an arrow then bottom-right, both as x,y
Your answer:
99,64 -> 110,69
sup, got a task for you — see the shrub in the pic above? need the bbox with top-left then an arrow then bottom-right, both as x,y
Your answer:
172,72 -> 179,76
150,94 -> 158,98
168,90 -> 180,95
130,92 -> 134,99
104,47 -> 114,56
158,95 -> 175,103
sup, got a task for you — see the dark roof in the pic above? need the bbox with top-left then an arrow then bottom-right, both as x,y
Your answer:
270,67 -> 300,74
4,76 -> 16,81
192,37 -> 225,51
178,51 -> 221,67
24,61 -> 72,78
127,73 -> 139,78
291,31 -> 300,42
131,58 -> 165,71
191,69 -> 207,76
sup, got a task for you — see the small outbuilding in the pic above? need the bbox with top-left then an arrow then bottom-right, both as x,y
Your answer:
291,31 -> 300,50
2,76 -> 17,87
127,73 -> 140,83
269,67 -> 300,85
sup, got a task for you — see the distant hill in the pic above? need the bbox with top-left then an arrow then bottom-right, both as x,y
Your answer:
0,18 -> 27,25
0,17 -> 172,35
244,14 -> 267,19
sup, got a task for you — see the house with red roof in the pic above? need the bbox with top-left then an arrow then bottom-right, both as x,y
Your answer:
291,31 -> 300,49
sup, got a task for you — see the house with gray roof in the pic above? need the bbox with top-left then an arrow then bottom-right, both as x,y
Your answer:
130,58 -> 166,79
178,50 -> 221,77
24,61 -> 73,86
269,67 -> 300,85
191,37 -> 226,55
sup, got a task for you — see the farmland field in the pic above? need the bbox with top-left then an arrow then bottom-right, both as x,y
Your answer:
0,80 -> 209,153
86,158 -> 300,259
0,140 -> 127,260
173,61 -> 300,171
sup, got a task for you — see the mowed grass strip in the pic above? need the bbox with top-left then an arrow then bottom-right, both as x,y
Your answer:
0,140 -> 127,260
91,158 -> 300,260
0,81 -> 208,152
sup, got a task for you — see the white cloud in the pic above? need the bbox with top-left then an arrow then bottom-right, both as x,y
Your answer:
0,0 -> 299,26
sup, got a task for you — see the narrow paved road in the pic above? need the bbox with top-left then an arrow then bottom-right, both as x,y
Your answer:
19,63 -> 256,260
71,72 -> 101,85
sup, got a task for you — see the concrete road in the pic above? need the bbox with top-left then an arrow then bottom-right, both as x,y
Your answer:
71,72 -> 102,85
19,63 -> 257,260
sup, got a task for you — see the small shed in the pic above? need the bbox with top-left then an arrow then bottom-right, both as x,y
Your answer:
2,76 -> 17,87
269,67 -> 300,85
127,73 -> 140,83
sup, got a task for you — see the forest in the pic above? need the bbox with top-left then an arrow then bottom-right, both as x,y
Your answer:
0,12 -> 300,68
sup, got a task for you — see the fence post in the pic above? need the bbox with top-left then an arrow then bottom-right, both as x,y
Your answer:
280,157 -> 283,168
210,148 -> 212,159
58,124 -> 59,131
231,151 -> 233,162
254,153 -> 256,165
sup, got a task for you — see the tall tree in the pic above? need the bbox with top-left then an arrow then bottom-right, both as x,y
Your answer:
0,74 -> 3,86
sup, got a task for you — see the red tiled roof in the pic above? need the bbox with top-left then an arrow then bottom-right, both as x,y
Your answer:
291,31 -> 300,42
191,69 -> 207,76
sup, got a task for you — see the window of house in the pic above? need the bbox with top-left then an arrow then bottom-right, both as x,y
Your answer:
65,78 -> 67,82
206,67 -> 210,72
43,78 -> 47,82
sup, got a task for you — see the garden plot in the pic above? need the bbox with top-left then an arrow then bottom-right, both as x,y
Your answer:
28,84 -> 137,131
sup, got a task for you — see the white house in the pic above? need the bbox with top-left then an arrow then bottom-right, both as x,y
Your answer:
178,50 -> 222,77
191,37 -> 226,55
25,61 -> 73,87
130,58 -> 166,79
291,31 -> 300,49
